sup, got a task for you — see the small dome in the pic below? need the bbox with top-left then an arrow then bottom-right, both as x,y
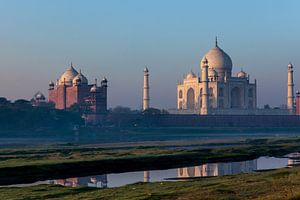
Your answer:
186,71 -> 197,79
90,84 -> 100,92
144,67 -> 149,73
208,68 -> 218,77
58,64 -> 78,85
237,70 -> 247,78
72,70 -> 88,85
49,81 -> 54,86
101,77 -> 108,84
33,91 -> 46,101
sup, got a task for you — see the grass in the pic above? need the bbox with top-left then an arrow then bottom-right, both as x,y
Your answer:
2,166 -> 300,199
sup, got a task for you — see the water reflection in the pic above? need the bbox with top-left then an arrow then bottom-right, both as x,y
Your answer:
287,152 -> 300,167
48,154 -> 298,188
178,160 -> 257,178
52,175 -> 107,188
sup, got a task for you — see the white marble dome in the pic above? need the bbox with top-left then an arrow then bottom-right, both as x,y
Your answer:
203,46 -> 232,71
202,40 -> 232,80
58,64 -> 78,85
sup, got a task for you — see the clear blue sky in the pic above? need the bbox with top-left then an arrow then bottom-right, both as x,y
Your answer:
0,0 -> 299,109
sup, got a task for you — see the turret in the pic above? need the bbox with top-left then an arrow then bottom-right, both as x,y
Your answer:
143,171 -> 150,182
201,57 -> 209,115
143,67 -> 150,111
287,63 -> 295,112
49,81 -> 54,90
101,77 -> 108,87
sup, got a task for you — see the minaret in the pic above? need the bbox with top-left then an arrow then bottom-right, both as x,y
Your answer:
287,63 -> 295,111
143,171 -> 150,182
143,67 -> 150,111
201,58 -> 209,115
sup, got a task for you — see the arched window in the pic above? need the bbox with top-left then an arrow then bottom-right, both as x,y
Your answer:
186,88 -> 195,109
248,88 -> 253,98
248,100 -> 253,108
231,87 -> 242,108
219,88 -> 224,97
209,87 -> 213,97
219,99 -> 224,108
179,90 -> 183,98
179,101 -> 183,109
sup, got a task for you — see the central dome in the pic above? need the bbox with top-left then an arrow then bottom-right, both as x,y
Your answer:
58,64 -> 78,85
202,39 -> 232,81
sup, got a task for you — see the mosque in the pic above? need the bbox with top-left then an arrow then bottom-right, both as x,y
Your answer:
48,63 -> 108,117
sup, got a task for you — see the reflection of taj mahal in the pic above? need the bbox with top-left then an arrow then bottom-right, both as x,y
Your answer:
177,38 -> 257,115
178,160 -> 257,178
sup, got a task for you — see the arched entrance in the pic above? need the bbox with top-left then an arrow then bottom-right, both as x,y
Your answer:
231,87 -> 242,108
186,88 -> 195,109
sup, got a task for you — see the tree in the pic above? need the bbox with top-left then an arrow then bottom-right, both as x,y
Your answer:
69,102 -> 91,114
264,104 -> 271,109
0,97 -> 10,106
13,99 -> 32,109
142,107 -> 161,115
112,106 -> 132,114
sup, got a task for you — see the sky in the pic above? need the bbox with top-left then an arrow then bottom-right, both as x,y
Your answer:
0,0 -> 300,109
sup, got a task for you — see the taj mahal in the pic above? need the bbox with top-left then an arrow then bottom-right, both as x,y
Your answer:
168,38 -> 293,115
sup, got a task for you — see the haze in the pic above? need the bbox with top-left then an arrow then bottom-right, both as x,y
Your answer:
0,0 -> 299,109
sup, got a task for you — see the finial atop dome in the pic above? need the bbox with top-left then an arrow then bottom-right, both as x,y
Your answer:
215,36 -> 218,47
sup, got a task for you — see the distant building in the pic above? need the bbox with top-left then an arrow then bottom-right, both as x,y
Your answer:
48,63 -> 108,117
31,91 -> 47,107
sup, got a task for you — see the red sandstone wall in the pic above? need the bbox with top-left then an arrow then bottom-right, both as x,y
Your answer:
56,85 -> 66,109
66,86 -> 78,108
77,85 -> 91,103
48,89 -> 57,105
48,84 -> 107,113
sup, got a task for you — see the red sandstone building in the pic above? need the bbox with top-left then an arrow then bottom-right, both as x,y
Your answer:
296,92 -> 300,115
48,64 -> 107,118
